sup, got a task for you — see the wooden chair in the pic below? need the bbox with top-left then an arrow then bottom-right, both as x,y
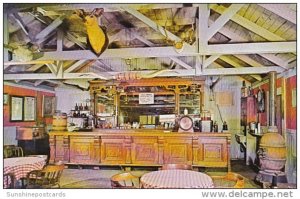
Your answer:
4,173 -> 15,189
161,163 -> 192,170
211,172 -> 245,188
4,145 -> 24,158
26,164 -> 65,188
111,172 -> 140,188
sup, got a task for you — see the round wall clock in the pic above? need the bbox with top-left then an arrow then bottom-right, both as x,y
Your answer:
179,116 -> 193,131
257,89 -> 265,113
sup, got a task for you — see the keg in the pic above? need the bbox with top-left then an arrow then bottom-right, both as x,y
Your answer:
52,113 -> 67,131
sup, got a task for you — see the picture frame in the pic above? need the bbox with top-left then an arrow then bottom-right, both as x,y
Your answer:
24,96 -> 36,121
42,95 -> 56,117
4,93 -> 9,105
10,96 -> 24,121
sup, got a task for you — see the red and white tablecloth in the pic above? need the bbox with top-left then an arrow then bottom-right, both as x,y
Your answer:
4,157 -> 46,188
141,170 -> 214,189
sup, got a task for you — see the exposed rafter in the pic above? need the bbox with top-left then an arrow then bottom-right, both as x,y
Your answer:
213,20 -> 290,69
207,4 -> 243,40
35,15 -> 65,42
203,66 -> 284,76
132,32 -> 193,69
259,4 -> 296,24
206,42 -> 295,55
210,4 -> 286,41
4,72 -> 108,80
121,6 -> 194,51
4,66 -> 284,81
218,56 -> 262,81
36,4 -> 189,13
197,4 -> 210,51
29,41 -> 295,62
34,79 -> 61,86
65,60 -> 87,73
203,55 -> 220,68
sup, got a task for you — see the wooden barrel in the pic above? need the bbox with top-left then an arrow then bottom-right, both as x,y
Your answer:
52,115 -> 67,131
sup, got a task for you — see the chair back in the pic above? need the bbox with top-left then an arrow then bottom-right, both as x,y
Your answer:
27,164 -> 65,188
4,145 -> 23,158
161,164 -> 192,170
3,173 -> 15,189
111,172 -> 140,188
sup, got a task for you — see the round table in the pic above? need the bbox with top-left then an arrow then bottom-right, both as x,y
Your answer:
4,157 -> 46,188
141,170 -> 214,188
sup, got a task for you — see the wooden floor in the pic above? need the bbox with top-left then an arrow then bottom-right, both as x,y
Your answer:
58,160 -> 261,188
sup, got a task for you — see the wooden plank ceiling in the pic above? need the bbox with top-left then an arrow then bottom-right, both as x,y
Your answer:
3,3 -> 296,89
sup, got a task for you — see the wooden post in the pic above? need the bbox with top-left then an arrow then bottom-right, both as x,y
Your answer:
192,136 -> 198,165
158,136 -> 164,164
124,136 -> 132,164
63,136 -> 70,163
227,137 -> 231,172
94,136 -> 101,163
174,86 -> 181,115
49,135 -> 55,164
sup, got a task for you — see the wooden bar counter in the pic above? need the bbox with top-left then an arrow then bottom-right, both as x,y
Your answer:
48,129 -> 231,171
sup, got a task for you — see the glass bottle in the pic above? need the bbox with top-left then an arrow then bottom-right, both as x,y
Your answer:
75,103 -> 78,111
241,81 -> 247,97
213,121 -> 218,132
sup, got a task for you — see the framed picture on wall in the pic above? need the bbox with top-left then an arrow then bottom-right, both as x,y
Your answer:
10,96 -> 24,121
4,93 -> 9,105
42,95 -> 56,117
24,96 -> 36,121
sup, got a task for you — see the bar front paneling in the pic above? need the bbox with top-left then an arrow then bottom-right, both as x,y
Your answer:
49,130 -> 231,171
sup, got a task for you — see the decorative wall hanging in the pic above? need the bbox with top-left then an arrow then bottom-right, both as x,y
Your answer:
10,96 -> 24,121
42,96 -> 56,117
257,89 -> 265,113
24,96 -> 36,121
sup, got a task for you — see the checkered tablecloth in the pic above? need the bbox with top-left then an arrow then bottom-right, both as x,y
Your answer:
4,157 -> 46,188
141,170 -> 214,188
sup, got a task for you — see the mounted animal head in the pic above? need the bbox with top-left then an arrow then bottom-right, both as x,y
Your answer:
75,8 -> 104,26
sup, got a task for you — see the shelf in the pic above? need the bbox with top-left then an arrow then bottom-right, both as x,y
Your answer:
120,91 -> 175,96
120,104 -> 175,108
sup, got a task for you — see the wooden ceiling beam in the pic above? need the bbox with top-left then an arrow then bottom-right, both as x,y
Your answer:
234,55 -> 264,67
64,60 -> 87,73
5,65 -> 284,81
203,55 -> 220,68
4,72 -> 108,80
215,24 -> 290,69
203,66 -> 284,76
9,14 -> 35,33
26,64 -> 45,72
259,4 -> 296,24
207,41 -> 295,55
121,6 -> 194,49
132,31 -> 193,69
210,4 -> 286,41
34,79 -> 61,86
197,4 -> 210,52
207,4 -> 243,40
35,15 -> 65,41
36,4 -> 189,14
46,63 -> 57,74
218,56 -> 261,81
36,47 -> 197,60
